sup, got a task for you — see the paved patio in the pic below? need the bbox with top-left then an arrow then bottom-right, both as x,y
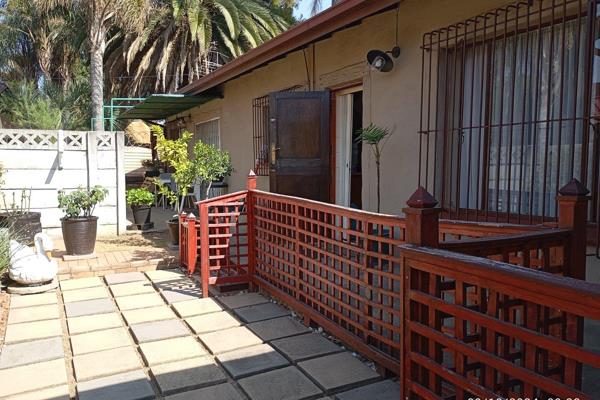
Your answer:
0,270 -> 400,400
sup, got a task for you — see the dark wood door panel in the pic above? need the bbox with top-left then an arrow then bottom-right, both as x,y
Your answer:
269,91 -> 330,202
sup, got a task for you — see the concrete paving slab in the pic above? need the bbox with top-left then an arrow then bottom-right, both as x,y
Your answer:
271,333 -> 343,362
335,380 -> 401,400
109,281 -> 155,297
298,352 -> 380,392
145,269 -> 187,283
122,305 -> 177,325
160,285 -> 202,304
140,336 -> 208,365
186,311 -> 241,334
65,298 -> 117,317
217,293 -> 269,309
70,327 -> 132,355
238,366 -> 323,400
172,298 -> 223,318
9,292 -> 57,308
4,319 -> 62,343
199,326 -> 263,354
165,383 -> 244,400
60,277 -> 103,291
62,286 -> 110,303
130,319 -> 189,343
9,384 -> 70,400
115,292 -> 165,311
73,346 -> 143,381
0,336 -> 64,369
247,317 -> 310,341
77,370 -> 155,400
67,312 -> 123,334
0,358 -> 68,398
233,302 -> 289,323
104,272 -> 147,285
151,356 -> 227,395
7,303 -> 59,324
217,343 -> 289,378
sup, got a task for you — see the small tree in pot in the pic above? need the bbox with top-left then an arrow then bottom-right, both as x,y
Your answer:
126,188 -> 154,229
58,186 -> 108,255
0,165 -> 42,244
193,141 -> 233,199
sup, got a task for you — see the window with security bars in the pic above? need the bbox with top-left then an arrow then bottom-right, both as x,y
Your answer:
418,0 -> 600,225
252,85 -> 304,176
195,119 -> 220,148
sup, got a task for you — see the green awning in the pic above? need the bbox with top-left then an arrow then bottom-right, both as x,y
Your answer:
117,94 -> 216,120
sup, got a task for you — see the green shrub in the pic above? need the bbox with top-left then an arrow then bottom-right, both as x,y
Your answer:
126,188 -> 154,206
57,186 -> 108,219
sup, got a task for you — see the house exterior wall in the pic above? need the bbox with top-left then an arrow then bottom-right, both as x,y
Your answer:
171,0 -> 511,214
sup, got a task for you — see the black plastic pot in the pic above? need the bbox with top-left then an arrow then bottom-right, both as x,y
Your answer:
61,216 -> 98,255
167,219 -> 179,246
131,205 -> 152,225
0,212 -> 42,245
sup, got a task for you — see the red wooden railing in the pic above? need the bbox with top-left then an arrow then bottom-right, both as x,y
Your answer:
181,172 -> 597,397
401,245 -> 600,400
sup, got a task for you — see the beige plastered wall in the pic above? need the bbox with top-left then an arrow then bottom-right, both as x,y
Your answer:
170,0 -> 511,215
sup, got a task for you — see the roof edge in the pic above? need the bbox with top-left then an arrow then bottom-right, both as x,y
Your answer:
178,0 -> 401,96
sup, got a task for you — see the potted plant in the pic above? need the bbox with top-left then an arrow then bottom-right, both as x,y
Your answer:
57,186 -> 108,255
193,141 -> 233,199
126,187 -> 154,228
152,126 -> 197,246
0,183 -> 42,245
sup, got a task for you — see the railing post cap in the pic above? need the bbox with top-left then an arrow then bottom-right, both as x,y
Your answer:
406,186 -> 438,208
558,178 -> 590,197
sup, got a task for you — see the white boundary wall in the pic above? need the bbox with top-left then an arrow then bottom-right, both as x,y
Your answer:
0,129 -> 127,236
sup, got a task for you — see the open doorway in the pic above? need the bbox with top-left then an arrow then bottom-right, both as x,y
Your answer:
334,88 -> 363,208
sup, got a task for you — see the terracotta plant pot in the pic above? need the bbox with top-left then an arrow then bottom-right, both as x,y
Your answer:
167,219 -> 179,246
0,212 -> 42,245
61,217 -> 98,255
131,205 -> 152,226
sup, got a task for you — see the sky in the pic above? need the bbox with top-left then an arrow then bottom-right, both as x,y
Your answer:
293,0 -> 333,20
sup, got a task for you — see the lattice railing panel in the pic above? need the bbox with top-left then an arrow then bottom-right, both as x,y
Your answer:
252,191 -> 406,370
401,245 -> 600,400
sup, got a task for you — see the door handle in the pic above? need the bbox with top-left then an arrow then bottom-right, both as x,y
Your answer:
271,143 -> 280,165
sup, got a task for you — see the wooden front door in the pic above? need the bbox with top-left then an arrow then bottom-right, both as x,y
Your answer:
269,91 -> 330,202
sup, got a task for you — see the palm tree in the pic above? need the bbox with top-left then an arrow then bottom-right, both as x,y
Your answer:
33,0 -> 150,131
106,0 -> 294,96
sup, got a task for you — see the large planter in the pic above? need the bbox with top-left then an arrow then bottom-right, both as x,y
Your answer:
0,212 -> 42,245
167,219 -> 179,246
131,205 -> 152,226
61,216 -> 98,255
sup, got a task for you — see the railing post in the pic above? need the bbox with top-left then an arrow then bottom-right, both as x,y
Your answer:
179,212 -> 187,266
246,170 -> 257,290
186,213 -> 198,276
401,186 -> 441,396
557,178 -> 590,280
557,178 -> 589,389
199,203 -> 210,298
402,186 -> 441,247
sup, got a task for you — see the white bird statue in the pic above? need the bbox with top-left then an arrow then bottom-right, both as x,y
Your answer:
9,233 -> 58,285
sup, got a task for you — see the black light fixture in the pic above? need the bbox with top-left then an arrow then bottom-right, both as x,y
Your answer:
367,46 -> 401,72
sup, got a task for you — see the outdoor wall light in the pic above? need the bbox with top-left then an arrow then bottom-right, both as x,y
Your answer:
367,46 -> 401,72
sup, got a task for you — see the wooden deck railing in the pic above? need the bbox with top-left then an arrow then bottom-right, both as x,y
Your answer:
181,172 -> 596,397
401,245 -> 600,400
